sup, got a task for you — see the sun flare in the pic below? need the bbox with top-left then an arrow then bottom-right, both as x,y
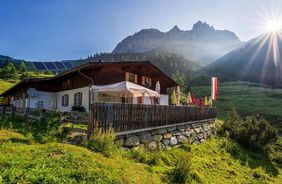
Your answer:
265,18 -> 282,33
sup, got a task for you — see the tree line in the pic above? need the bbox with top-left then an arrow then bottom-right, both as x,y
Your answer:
0,62 -> 28,80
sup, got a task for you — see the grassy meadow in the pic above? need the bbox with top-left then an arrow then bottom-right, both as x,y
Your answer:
0,79 -> 18,94
0,125 -> 282,184
192,82 -> 282,134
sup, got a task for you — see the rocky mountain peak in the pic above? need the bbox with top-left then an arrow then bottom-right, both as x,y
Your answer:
112,21 -> 241,65
168,25 -> 181,33
192,21 -> 214,32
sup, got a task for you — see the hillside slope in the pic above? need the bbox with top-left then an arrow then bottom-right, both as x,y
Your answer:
0,80 -> 17,94
191,82 -> 282,136
75,51 -> 200,76
113,21 -> 242,65
0,129 -> 281,184
205,33 -> 282,87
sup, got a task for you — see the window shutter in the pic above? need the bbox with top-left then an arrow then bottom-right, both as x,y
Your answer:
74,93 -> 77,106
79,93 -> 82,105
125,72 -> 129,81
134,74 -> 138,83
62,96 -> 64,106
142,76 -> 145,85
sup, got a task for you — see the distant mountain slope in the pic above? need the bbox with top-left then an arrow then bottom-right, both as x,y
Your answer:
0,51 -> 199,78
0,55 -> 33,69
205,33 -> 282,88
74,51 -> 200,77
113,21 -> 242,65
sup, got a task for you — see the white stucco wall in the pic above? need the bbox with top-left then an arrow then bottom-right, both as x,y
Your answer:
12,86 -> 168,112
28,91 -> 54,110
160,95 -> 169,105
24,86 -> 90,112
55,86 -> 90,112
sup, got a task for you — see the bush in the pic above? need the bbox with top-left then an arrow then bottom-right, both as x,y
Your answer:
222,109 -> 278,151
87,126 -> 119,157
0,113 -> 68,143
71,105 -> 86,112
168,152 -> 192,184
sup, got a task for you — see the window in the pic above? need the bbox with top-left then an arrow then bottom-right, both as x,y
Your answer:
74,92 -> 83,106
125,72 -> 138,83
62,94 -> 69,107
37,101 -> 44,109
142,76 -> 152,87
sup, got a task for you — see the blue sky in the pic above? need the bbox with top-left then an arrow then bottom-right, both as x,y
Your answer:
0,0 -> 281,61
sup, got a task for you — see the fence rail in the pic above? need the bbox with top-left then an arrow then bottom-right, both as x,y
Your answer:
88,102 -> 216,136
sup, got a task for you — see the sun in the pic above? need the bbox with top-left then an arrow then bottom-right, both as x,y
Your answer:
265,18 -> 282,33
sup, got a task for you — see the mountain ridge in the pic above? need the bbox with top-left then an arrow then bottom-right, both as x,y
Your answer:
113,21 -> 242,65
204,33 -> 282,88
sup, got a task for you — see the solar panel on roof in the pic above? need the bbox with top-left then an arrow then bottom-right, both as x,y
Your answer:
32,62 -> 47,71
54,62 -> 66,70
43,62 -> 57,70
63,62 -> 73,69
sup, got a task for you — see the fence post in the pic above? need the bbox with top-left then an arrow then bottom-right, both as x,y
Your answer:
1,106 -> 4,118
10,107 -> 15,118
24,107 -> 28,118
39,109 -> 45,123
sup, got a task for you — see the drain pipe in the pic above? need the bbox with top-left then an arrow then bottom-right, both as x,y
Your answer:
78,70 -> 94,111
78,69 -> 95,139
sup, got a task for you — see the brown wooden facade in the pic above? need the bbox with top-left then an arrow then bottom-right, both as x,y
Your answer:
1,61 -> 178,104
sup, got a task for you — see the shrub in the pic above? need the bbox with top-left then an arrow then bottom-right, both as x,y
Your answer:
71,105 -> 86,112
168,152 -> 192,184
222,109 -> 278,151
0,113 -> 68,143
87,126 -> 119,157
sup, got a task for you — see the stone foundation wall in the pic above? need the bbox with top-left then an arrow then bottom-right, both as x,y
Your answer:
116,119 -> 216,150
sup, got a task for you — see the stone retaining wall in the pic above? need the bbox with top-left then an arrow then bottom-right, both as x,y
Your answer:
116,119 -> 216,150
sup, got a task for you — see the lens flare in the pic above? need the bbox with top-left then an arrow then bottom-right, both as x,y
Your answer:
265,18 -> 282,32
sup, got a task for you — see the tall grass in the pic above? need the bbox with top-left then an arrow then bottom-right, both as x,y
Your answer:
87,126 -> 120,157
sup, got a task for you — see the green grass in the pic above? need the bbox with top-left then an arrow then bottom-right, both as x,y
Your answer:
64,123 -> 88,131
0,80 -> 281,183
0,79 -> 18,94
0,72 -> 53,95
0,127 -> 281,183
0,138 -> 160,183
26,71 -> 54,78
192,82 -> 282,133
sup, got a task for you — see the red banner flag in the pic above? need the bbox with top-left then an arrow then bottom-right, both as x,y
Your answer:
211,77 -> 218,101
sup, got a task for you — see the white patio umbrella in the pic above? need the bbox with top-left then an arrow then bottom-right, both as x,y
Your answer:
155,81 -> 161,105
155,81 -> 160,94
176,86 -> 181,106
187,91 -> 192,105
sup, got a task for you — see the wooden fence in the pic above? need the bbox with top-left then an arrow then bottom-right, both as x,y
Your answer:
0,106 -> 88,125
0,106 -> 44,122
88,102 -> 216,136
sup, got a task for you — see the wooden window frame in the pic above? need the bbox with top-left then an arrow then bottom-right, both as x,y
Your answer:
125,72 -> 138,83
142,76 -> 152,87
